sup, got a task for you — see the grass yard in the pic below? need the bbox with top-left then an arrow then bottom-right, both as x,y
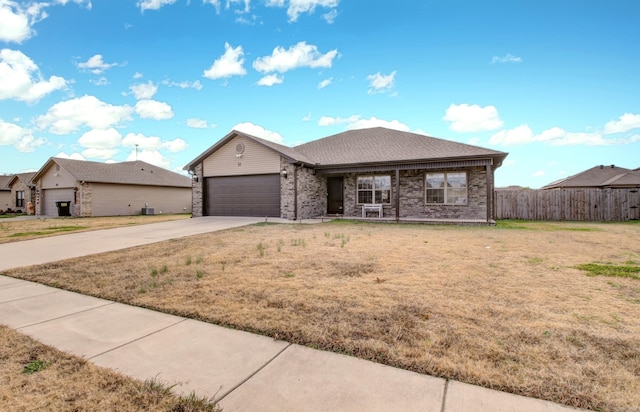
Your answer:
0,214 -> 190,244
3,220 -> 640,411
0,325 -> 220,411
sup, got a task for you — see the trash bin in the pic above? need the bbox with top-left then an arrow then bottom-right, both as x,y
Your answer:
55,201 -> 71,217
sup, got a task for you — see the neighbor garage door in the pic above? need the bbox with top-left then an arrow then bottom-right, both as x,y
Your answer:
43,188 -> 74,216
205,174 -> 280,217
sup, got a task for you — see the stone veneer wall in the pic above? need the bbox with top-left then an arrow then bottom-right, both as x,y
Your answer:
340,167 -> 488,220
280,158 -> 326,220
191,163 -> 204,217
80,182 -> 92,217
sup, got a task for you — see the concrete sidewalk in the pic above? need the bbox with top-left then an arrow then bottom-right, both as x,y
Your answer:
0,217 -> 586,411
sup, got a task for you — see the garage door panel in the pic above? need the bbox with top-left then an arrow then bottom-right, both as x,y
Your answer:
206,175 -> 280,217
43,188 -> 74,216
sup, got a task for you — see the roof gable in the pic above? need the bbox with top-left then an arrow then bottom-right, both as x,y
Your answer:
33,158 -> 191,187
184,129 -> 314,171
8,172 -> 36,187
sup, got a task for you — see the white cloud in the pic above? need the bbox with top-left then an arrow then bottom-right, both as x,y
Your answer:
257,73 -> 283,86
604,113 -> 640,134
252,41 -> 338,74
76,54 -> 117,74
203,0 -> 221,13
443,103 -> 504,132
0,1 -> 48,43
55,151 -> 85,161
203,42 -> 247,80
121,132 -> 186,168
533,170 -> 545,177
489,124 -> 640,146
0,49 -> 68,103
137,0 -> 176,12
162,138 -> 187,152
130,81 -> 158,100
318,115 -> 411,132
90,76 -> 108,86
232,122 -> 283,144
134,99 -> 174,120
322,8 -> 337,23
122,132 -> 185,153
302,113 -> 312,121
37,95 -> 133,134
78,128 -> 122,149
367,71 -> 396,94
267,0 -> 339,22
186,118 -> 210,128
160,79 -> 203,90
133,72 -> 144,79
488,125 -> 534,145
0,118 -> 45,152
318,77 -> 332,89
81,147 -> 119,159
491,53 -> 522,64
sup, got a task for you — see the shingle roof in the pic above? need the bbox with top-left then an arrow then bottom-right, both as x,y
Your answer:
0,175 -> 12,191
9,172 -> 36,186
185,127 -> 508,171
542,165 -> 640,189
294,127 -> 507,166
34,158 -> 191,187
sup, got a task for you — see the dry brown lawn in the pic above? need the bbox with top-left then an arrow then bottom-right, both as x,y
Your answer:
0,325 -> 220,411
0,214 -> 190,244
4,220 -> 640,411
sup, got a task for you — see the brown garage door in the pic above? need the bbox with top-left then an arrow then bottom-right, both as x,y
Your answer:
205,174 -> 280,217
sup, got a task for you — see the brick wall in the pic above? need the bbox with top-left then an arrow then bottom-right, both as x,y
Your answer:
339,167 -> 488,220
280,159 -> 327,220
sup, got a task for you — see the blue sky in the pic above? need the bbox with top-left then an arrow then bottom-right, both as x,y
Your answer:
1,0 -> 639,188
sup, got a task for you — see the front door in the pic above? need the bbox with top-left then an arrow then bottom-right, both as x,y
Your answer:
327,176 -> 344,215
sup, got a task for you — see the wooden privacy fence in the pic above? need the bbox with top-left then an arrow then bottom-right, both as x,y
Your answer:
494,188 -> 640,221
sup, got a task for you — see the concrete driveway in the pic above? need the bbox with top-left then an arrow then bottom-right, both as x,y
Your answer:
0,216 -> 273,271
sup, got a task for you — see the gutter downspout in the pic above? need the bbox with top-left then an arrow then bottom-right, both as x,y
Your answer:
395,168 -> 400,222
293,165 -> 298,221
486,163 -> 493,223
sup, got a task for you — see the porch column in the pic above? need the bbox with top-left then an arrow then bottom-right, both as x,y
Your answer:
486,164 -> 493,222
395,168 -> 400,221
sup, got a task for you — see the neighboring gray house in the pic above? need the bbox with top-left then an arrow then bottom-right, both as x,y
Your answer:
184,127 -> 508,223
31,158 -> 192,217
0,175 -> 12,211
541,165 -> 640,190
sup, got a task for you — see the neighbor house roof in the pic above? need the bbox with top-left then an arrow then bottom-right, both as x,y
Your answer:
185,127 -> 508,171
8,172 -> 36,187
0,175 -> 12,191
32,158 -> 191,187
542,165 -> 640,189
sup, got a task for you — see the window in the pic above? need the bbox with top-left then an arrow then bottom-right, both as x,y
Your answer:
426,172 -> 467,205
16,191 -> 25,208
357,175 -> 391,204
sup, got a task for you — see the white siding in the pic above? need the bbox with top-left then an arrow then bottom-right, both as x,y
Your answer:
40,164 -> 76,189
0,191 -> 11,210
91,183 -> 191,216
203,136 -> 281,177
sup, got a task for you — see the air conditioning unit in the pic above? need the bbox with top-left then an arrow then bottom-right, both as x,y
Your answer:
141,207 -> 155,215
